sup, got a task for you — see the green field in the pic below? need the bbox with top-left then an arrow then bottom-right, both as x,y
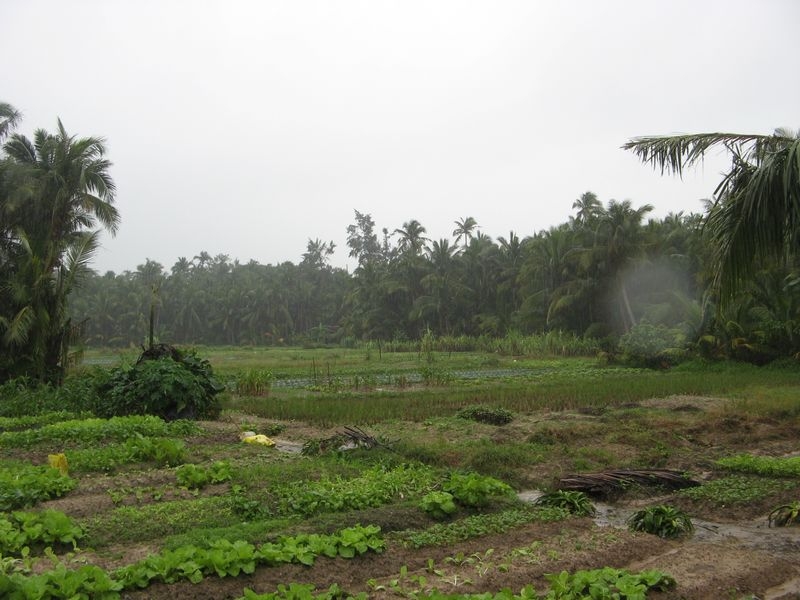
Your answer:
1,347 -> 799,599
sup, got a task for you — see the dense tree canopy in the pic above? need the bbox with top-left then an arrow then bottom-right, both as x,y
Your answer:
1,104 -> 118,382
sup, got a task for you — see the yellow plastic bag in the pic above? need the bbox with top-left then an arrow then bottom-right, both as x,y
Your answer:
48,453 -> 69,475
241,434 -> 275,446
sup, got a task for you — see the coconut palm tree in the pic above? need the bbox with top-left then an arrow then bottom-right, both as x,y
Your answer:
394,219 -> 429,256
1,117 -> 118,382
452,216 -> 478,250
593,199 -> 653,332
624,129 -> 800,300
571,191 -> 602,227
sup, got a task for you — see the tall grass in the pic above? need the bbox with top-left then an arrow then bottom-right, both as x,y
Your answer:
378,331 -> 601,356
227,365 -> 796,425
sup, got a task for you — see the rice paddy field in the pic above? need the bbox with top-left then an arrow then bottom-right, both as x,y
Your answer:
2,346 -> 800,599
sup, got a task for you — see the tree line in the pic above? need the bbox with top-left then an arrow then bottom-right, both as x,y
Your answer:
69,196 -> 800,365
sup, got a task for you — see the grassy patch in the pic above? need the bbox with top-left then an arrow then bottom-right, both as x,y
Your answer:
679,475 -> 795,505
393,505 -> 569,549
716,454 -> 800,478
83,496 -> 236,547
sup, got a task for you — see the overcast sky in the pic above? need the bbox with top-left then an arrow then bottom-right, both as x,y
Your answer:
3,0 -> 799,274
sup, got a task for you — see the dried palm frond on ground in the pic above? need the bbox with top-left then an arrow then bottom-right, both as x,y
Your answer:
559,469 -> 700,495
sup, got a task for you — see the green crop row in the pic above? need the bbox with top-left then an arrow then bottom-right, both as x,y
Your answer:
0,415 -> 198,449
0,509 -> 83,555
679,475 -> 796,505
0,525 -> 385,599
175,461 -> 232,489
239,567 -> 674,600
241,583 -> 366,600
274,464 -> 437,517
0,465 -> 76,511
716,454 -> 800,478
66,435 -> 187,473
233,366 -> 796,426
396,506 -> 568,549
0,412 -> 91,433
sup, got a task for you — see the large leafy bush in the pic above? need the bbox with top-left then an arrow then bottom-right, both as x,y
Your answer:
98,347 -> 223,420
618,322 -> 683,368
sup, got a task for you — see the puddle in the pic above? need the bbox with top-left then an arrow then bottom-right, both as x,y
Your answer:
518,490 -> 800,600
519,489 -> 800,595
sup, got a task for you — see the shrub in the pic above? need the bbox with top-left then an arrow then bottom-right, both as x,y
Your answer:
456,404 -> 514,425
618,322 -> 682,368
98,348 -> 223,420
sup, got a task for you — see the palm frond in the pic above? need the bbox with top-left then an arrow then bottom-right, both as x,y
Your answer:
61,231 -> 100,292
3,305 -> 34,346
0,102 -> 22,140
704,137 -> 800,299
622,132 -> 793,177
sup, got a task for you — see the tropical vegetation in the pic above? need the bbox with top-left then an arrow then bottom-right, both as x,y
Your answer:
3,100 -> 799,385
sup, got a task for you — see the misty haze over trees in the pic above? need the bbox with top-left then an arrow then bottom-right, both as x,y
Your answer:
3,100 -> 800,384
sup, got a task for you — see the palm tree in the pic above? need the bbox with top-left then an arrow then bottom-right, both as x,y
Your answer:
593,200 -> 653,332
0,103 -> 21,141
394,219 -> 428,256
571,191 -> 602,227
301,238 -> 336,269
1,117 -> 118,382
452,216 -> 478,250
624,129 -> 800,300
415,239 -> 465,333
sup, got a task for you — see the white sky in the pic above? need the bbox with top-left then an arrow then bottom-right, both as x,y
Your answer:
3,0 -> 799,273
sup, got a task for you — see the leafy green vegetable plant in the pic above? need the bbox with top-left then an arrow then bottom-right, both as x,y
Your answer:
543,567 -> 675,599
276,464 -> 436,517
113,525 -> 384,590
419,491 -> 458,520
0,465 -> 76,510
0,509 -> 84,555
0,415 -> 197,448
176,461 -> 232,489
0,564 -> 123,598
443,472 -> 514,508
125,434 -> 187,467
627,505 -> 694,538
534,490 -> 596,517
